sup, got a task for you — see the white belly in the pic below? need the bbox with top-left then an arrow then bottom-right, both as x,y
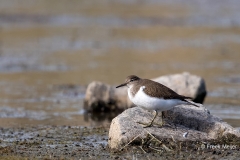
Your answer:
128,86 -> 186,111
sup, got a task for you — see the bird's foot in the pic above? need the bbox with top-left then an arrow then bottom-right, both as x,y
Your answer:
154,120 -> 164,128
137,112 -> 164,128
137,121 -> 155,128
137,119 -> 164,128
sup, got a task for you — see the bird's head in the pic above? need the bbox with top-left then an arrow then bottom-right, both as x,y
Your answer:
116,75 -> 141,88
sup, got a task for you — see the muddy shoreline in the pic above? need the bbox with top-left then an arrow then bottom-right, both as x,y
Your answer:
0,126 -> 109,159
0,125 -> 239,159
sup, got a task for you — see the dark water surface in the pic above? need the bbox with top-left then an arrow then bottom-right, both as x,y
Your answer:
0,0 -> 240,128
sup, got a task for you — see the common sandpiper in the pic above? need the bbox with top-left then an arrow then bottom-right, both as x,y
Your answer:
116,75 -> 200,128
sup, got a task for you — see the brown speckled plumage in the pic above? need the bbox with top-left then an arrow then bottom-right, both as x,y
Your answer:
120,75 -> 194,104
131,78 -> 191,101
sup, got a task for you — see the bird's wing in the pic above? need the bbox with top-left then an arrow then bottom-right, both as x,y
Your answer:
141,79 -> 189,100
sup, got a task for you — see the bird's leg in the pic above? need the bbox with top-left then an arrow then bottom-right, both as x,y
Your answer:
137,110 -> 158,128
160,111 -> 168,126
161,111 -> 174,128
162,111 -> 167,119
159,111 -> 163,127
160,111 -> 171,126
146,111 -> 166,128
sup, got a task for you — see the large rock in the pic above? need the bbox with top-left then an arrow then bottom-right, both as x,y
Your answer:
84,72 -> 207,111
108,105 -> 240,150
84,81 -> 132,111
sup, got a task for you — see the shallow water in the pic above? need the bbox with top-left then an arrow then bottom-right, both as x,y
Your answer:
0,0 -> 240,128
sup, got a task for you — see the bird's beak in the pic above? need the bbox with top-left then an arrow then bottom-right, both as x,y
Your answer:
116,82 -> 127,88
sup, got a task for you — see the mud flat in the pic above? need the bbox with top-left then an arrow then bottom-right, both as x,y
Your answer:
0,125 -> 240,159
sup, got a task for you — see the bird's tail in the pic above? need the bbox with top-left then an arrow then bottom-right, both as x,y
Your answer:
184,99 -> 201,107
181,96 -> 201,107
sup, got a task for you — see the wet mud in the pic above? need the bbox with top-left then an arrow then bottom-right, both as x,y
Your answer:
0,126 -> 109,159
0,126 -> 240,159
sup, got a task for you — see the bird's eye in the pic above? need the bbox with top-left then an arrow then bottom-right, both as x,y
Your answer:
130,79 -> 134,82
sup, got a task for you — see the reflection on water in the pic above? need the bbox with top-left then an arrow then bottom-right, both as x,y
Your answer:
0,0 -> 240,127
